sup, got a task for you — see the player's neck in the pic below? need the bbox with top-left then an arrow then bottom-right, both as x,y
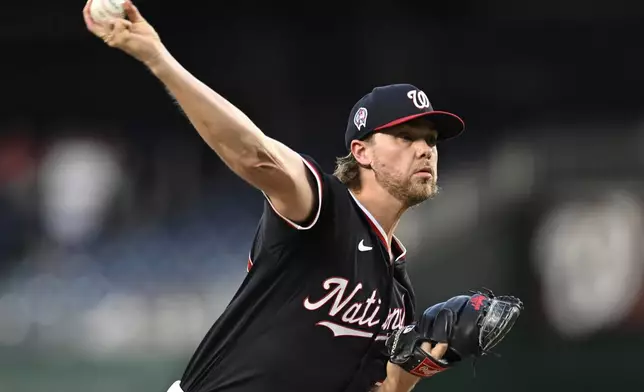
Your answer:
350,186 -> 406,246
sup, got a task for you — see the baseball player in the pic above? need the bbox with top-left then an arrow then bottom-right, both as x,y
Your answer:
83,2 -> 523,392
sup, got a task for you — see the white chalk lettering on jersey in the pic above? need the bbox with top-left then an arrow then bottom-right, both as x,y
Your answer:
303,277 -> 407,339
315,321 -> 374,338
340,289 -> 381,327
380,307 -> 406,331
303,277 -> 365,316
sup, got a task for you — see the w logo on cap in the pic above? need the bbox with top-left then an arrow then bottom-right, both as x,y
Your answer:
407,90 -> 431,110
354,107 -> 368,130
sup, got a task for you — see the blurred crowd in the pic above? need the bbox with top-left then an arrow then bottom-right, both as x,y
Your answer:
0,121 -> 263,355
2,1 -> 644,390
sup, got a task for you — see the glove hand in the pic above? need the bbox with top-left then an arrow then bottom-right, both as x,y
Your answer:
385,325 -> 451,380
418,289 -> 523,364
384,288 -> 523,381
381,342 -> 448,391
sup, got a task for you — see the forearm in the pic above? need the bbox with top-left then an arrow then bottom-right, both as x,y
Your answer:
146,46 -> 273,172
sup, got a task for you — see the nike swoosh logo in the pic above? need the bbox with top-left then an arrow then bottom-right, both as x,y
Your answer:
358,240 -> 372,252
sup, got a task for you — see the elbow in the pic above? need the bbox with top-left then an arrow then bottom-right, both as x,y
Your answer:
203,129 -> 276,171
236,138 -> 284,175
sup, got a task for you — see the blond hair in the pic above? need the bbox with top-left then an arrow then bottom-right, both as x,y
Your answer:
333,135 -> 373,190
333,152 -> 362,190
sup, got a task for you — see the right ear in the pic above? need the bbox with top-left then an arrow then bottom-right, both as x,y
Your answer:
350,138 -> 372,167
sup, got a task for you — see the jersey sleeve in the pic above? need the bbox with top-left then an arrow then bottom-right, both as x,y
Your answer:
246,154 -> 343,272
260,154 -> 325,230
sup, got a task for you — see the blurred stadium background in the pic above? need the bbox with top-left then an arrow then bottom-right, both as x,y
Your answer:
2,0 -> 644,391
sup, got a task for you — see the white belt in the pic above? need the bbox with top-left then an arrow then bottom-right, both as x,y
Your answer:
167,380 -> 183,392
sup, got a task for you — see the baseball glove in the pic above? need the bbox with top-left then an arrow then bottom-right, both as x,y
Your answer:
385,288 -> 523,378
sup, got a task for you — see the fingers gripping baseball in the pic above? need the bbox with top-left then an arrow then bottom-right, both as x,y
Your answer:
104,19 -> 133,48
123,0 -> 143,23
82,0 -> 163,65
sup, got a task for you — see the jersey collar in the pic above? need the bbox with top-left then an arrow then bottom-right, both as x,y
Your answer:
348,190 -> 408,262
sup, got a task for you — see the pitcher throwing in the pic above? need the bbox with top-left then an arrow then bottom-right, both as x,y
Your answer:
82,2 -> 522,391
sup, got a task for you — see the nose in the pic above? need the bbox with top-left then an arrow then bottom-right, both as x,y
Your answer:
415,139 -> 433,159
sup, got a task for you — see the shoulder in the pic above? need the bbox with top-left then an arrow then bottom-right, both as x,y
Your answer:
257,153 -> 353,235
282,154 -> 352,228
246,154 -> 355,271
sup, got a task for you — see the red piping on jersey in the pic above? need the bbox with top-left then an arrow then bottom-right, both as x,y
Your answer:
261,157 -> 324,231
363,215 -> 406,262
366,219 -> 389,254
247,254 -> 253,272
247,156 -> 324,272
348,191 -> 407,262
392,237 -> 407,262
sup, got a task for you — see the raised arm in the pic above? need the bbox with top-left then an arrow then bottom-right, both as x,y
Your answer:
147,49 -> 315,223
82,0 -> 315,224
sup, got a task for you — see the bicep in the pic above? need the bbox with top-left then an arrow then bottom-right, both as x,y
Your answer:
240,137 -> 321,228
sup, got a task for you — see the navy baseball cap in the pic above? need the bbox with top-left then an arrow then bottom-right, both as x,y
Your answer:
345,84 -> 465,151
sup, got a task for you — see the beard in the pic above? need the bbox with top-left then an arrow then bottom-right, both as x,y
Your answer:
372,158 -> 439,208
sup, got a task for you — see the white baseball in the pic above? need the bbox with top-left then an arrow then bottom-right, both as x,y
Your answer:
89,0 -> 126,23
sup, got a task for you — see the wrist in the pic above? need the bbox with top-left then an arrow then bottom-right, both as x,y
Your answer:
377,376 -> 418,392
144,44 -> 172,76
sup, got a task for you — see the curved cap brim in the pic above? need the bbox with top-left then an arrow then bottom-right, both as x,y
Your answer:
374,110 -> 465,141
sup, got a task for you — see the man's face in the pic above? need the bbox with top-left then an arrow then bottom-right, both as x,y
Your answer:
369,119 -> 439,207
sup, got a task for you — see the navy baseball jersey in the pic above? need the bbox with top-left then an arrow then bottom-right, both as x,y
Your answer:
179,155 -> 416,392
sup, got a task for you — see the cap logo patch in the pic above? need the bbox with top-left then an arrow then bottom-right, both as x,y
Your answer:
354,107 -> 368,130
407,89 -> 430,110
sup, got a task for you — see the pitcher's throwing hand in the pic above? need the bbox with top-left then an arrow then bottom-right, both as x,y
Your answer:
82,0 -> 163,67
